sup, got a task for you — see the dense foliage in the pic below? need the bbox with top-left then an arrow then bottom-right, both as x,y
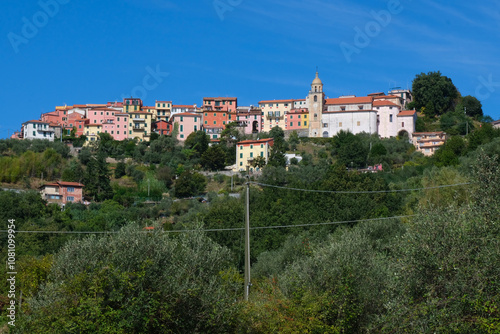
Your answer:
1,110 -> 500,332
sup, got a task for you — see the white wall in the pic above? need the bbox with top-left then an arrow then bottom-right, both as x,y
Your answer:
321,111 -> 377,137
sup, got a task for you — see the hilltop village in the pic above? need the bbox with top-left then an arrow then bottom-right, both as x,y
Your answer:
11,72 -> 444,172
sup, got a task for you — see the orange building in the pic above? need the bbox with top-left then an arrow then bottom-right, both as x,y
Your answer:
203,97 -> 237,112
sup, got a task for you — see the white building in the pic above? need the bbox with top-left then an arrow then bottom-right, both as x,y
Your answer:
374,100 -> 416,139
321,96 -> 377,137
22,120 -> 55,141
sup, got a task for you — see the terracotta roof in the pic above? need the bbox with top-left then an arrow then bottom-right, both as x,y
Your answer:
172,112 -> 199,117
156,100 -> 172,103
368,92 -> 385,96
23,120 -> 49,124
237,138 -> 274,145
413,131 -> 446,135
259,99 -> 296,104
204,97 -> 237,100
373,100 -> 399,107
325,96 -> 373,105
172,105 -> 196,108
128,111 -> 152,114
398,110 -> 417,116
373,95 -> 399,99
40,181 -> 84,189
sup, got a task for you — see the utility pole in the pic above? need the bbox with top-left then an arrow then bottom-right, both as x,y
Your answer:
147,179 -> 150,198
244,166 -> 251,301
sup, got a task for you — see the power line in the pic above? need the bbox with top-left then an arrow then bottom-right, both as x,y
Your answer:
251,182 -> 471,194
0,214 -> 416,235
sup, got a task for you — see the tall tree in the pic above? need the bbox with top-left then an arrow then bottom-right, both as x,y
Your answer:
185,130 -> 210,157
83,150 -> 113,202
268,126 -> 287,168
412,71 -> 459,116
201,145 -> 227,171
462,95 -> 483,119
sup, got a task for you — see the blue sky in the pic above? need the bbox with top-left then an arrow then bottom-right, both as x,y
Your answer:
1,0 -> 499,138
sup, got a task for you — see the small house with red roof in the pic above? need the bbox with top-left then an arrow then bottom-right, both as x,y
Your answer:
39,181 -> 85,206
234,138 -> 274,172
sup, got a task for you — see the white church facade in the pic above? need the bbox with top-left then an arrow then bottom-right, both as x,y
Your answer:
259,72 -> 416,139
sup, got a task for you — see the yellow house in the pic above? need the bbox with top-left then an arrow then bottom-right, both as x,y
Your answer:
128,111 -> 153,142
412,131 -> 448,156
234,138 -> 274,172
259,99 -> 294,132
155,100 -> 172,122
83,124 -> 102,145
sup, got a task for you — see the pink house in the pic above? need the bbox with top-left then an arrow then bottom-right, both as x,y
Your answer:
39,181 -> 85,206
171,112 -> 202,141
84,107 -> 127,141
235,107 -> 262,134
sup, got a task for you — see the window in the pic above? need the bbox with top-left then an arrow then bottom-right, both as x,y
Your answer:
240,146 -> 243,150
67,187 -> 75,192
314,95 -> 317,102
240,153 -> 243,158
205,121 -> 208,124
357,121 -> 360,126
180,116 -> 183,122
67,196 -> 75,202
213,135 -> 217,139
358,105 -> 364,110
341,106 -> 346,111
117,131 -> 120,135
205,113 -> 208,116
339,122 -> 343,127
180,134 -> 184,139
214,113 -> 216,117
240,162 -> 243,166
298,122 -> 301,126
250,145 -> 253,149
402,122 -> 405,127
33,131 -> 36,136
250,152 -> 253,158
389,114 -> 393,122
213,121 -> 216,125
180,125 -> 183,132
290,122 -> 293,127
194,125 -> 197,131
94,120 -> 97,124
323,123 -> 328,128
260,152 -> 264,157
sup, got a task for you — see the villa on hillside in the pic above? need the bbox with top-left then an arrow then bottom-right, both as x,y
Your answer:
39,181 -> 85,206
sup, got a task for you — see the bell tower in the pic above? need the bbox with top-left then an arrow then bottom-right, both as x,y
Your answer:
308,70 -> 325,137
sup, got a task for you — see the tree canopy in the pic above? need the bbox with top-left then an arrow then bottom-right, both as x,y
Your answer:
412,71 -> 459,116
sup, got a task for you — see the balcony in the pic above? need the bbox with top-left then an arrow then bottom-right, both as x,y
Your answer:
132,125 -> 145,131
132,117 -> 145,122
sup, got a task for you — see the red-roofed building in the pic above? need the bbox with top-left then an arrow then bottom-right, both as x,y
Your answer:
412,131 -> 447,156
155,100 -> 172,121
39,181 -> 85,206
152,120 -> 172,136
202,109 -> 229,139
203,97 -> 237,112
235,138 -> 274,172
